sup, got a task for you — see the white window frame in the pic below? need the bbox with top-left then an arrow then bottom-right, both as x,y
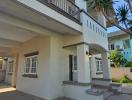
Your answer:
96,59 -> 103,72
8,61 -> 14,74
24,55 -> 38,75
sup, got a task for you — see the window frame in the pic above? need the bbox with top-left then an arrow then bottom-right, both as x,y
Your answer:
23,51 -> 39,77
24,55 -> 38,75
95,58 -> 103,72
8,61 -> 14,74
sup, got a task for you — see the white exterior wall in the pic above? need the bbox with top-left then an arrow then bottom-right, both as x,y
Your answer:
16,35 -> 79,100
80,12 -> 108,50
16,36 -> 51,99
48,36 -> 66,99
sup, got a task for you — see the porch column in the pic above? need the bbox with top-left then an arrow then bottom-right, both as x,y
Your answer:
101,52 -> 111,80
77,44 -> 91,83
12,54 -> 19,87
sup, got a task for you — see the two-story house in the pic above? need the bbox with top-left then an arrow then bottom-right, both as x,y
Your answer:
108,30 -> 132,61
0,0 -> 111,100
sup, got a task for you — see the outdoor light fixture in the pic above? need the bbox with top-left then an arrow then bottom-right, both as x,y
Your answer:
86,51 -> 89,55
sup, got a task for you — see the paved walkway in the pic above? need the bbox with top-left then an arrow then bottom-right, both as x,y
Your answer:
104,85 -> 132,100
105,92 -> 132,100
0,83 -> 132,100
0,83 -> 44,100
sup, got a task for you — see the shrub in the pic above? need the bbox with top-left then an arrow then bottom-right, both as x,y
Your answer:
109,49 -> 127,67
125,62 -> 132,67
120,75 -> 129,83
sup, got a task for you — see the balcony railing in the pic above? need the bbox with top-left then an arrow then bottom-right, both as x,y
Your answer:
38,0 -> 80,21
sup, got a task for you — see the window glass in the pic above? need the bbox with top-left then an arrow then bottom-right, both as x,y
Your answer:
9,61 -> 13,73
123,39 -> 130,49
25,55 -> 38,74
96,59 -> 103,72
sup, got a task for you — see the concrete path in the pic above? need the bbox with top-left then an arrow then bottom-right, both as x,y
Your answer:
105,85 -> 132,100
0,87 -> 44,100
105,93 -> 132,100
122,85 -> 132,94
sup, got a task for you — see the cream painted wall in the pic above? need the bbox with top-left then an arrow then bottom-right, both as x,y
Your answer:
48,36 -> 78,99
16,36 -> 51,99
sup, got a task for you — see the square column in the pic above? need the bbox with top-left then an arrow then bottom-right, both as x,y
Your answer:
101,52 -> 111,80
77,44 -> 91,83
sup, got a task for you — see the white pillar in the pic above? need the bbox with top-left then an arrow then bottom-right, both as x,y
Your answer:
101,52 -> 111,80
77,44 -> 91,83
12,54 -> 19,87
97,12 -> 106,27
75,0 -> 87,11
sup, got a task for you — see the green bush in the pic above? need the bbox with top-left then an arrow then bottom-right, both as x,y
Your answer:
120,75 -> 129,83
125,62 -> 132,67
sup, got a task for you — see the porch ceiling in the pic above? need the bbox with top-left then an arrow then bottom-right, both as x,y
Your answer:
0,46 -> 15,57
0,0 -> 81,35
89,44 -> 108,54
0,22 -> 37,42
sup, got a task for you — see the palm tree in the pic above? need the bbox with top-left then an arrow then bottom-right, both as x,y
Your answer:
116,5 -> 129,29
84,0 -> 132,36
124,0 -> 132,13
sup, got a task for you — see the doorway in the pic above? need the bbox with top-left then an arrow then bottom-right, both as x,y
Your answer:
69,55 -> 78,81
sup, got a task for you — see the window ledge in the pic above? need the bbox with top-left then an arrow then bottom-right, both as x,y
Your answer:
22,74 -> 38,78
8,73 -> 13,75
96,72 -> 103,75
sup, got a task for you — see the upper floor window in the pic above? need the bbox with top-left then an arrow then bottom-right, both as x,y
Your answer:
123,39 -> 131,49
109,44 -> 115,50
24,51 -> 38,75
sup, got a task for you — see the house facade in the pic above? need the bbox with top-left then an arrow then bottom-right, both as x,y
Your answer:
0,0 -> 111,100
108,30 -> 132,61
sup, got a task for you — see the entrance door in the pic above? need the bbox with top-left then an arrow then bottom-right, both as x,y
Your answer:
69,55 -> 78,81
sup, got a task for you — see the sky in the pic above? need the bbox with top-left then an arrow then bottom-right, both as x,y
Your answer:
107,0 -> 126,33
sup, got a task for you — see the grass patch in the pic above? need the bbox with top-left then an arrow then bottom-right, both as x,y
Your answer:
112,75 -> 132,85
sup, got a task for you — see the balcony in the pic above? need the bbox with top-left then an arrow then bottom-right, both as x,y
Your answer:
37,0 -> 80,23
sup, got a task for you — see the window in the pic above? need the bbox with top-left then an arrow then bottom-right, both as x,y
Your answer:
123,39 -> 131,49
9,61 -> 13,74
96,59 -> 103,72
110,44 -> 115,50
24,51 -> 38,75
116,45 -> 120,49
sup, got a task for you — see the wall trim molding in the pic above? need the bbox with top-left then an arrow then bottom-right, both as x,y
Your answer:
92,78 -> 112,81
63,81 -> 91,86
